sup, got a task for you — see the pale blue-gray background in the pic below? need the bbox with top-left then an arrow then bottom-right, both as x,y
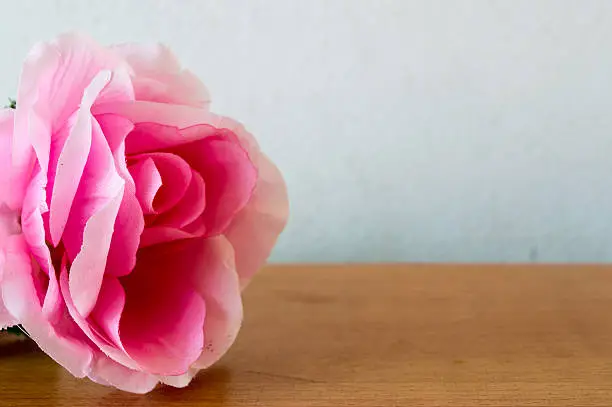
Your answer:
1,1 -> 611,263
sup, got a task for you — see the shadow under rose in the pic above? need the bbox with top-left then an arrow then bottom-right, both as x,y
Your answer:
0,335 -> 40,358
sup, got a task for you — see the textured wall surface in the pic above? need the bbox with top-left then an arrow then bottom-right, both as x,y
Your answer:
1,1 -> 611,262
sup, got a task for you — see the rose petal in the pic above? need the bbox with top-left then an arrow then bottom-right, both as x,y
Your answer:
159,368 -> 198,388
0,110 -> 20,327
68,181 -> 124,317
98,104 -> 261,168
17,167 -> 63,323
95,113 -> 136,189
26,33 -> 133,132
171,131 -> 257,236
1,235 -> 93,377
153,169 -> 206,229
128,158 -> 162,215
125,122 -> 217,155
128,152 -> 192,214
13,33 -> 134,209
89,276 -> 125,348
105,190 -> 144,277
11,44 -> 56,208
49,71 -> 111,246
113,43 -> 182,73
0,111 -> 22,328
0,109 -> 15,204
0,300 -> 15,330
126,122 -> 257,236
119,239 -> 206,375
95,102 -> 219,132
139,226 -> 197,247
88,355 -> 158,394
92,114 -> 144,278
191,236 -> 243,369
113,43 -> 210,108
96,69 -> 134,108
225,153 -> 289,288
41,261 -> 62,323
19,165 -> 57,299
0,251 -> 16,329
61,117 -> 125,262
95,113 -> 135,151
60,263 -> 140,370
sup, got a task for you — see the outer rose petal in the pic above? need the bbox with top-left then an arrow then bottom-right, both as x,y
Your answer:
159,368 -> 199,388
13,33 -> 134,205
1,235 -> 93,377
192,236 -> 243,369
18,164 -> 64,324
88,355 -> 158,394
119,239 -> 207,375
0,249 -> 16,329
122,237 -> 243,387
113,43 -> 210,108
0,109 -> 15,204
49,71 -> 111,245
225,153 -> 289,288
17,33 -> 133,133
20,166 -> 57,300
0,109 -> 21,327
60,265 -> 141,371
0,288 -> 16,329
0,169 -> 17,328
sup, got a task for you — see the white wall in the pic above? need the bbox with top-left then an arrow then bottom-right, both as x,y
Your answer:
1,1 -> 611,263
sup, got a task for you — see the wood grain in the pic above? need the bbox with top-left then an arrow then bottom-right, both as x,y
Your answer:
2,264 -> 612,406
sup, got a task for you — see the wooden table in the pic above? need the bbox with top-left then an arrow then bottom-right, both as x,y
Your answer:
2,264 -> 612,406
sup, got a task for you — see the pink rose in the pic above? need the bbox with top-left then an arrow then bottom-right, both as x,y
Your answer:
0,33 -> 288,393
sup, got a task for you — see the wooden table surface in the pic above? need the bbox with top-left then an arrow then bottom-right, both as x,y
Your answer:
2,264 -> 612,406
